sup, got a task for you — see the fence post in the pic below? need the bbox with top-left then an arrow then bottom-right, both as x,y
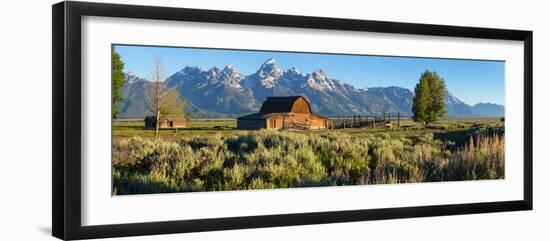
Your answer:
343,116 -> 346,129
282,112 -> 286,130
397,112 -> 400,127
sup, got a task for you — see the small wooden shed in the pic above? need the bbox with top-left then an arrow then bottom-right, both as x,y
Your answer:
144,116 -> 187,129
237,96 -> 329,130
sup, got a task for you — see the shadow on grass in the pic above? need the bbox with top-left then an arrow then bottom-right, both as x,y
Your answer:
433,130 -> 470,146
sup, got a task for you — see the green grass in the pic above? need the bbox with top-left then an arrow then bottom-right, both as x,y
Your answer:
112,118 -> 505,195
113,118 -> 502,141
113,119 -> 242,138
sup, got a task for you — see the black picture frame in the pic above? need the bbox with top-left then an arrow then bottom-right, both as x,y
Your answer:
52,1 -> 533,240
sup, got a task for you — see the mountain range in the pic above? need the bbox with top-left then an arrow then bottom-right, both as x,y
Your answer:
117,58 -> 504,118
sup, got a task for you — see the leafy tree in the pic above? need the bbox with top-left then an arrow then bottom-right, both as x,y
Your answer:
412,70 -> 447,126
112,46 -> 125,119
159,91 -> 187,117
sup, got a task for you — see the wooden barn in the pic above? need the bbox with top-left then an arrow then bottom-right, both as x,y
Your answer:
237,96 -> 329,130
144,116 -> 187,129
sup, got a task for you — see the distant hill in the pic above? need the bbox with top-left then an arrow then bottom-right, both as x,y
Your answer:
117,59 -> 504,118
472,103 -> 505,117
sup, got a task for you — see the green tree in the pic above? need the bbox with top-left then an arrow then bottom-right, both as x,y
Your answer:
112,46 -> 125,119
159,91 -> 187,117
412,70 -> 447,126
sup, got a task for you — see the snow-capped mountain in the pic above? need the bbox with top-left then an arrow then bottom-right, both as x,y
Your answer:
241,59 -> 295,104
165,65 -> 257,114
242,58 -> 283,89
117,59 -> 504,118
444,92 -> 476,116
117,73 -> 152,118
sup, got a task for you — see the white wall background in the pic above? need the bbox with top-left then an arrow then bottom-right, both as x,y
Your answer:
0,0 -> 547,240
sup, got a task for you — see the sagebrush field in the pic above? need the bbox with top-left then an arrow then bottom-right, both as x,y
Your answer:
112,119 -> 504,195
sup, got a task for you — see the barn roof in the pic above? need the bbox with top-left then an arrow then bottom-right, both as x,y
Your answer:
259,96 -> 312,114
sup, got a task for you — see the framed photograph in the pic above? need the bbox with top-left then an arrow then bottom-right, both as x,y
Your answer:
52,1 -> 533,240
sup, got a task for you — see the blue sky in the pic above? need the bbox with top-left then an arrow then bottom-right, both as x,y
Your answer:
114,44 -> 505,106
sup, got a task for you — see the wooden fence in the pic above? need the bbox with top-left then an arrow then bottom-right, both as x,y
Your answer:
328,112 -> 403,129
